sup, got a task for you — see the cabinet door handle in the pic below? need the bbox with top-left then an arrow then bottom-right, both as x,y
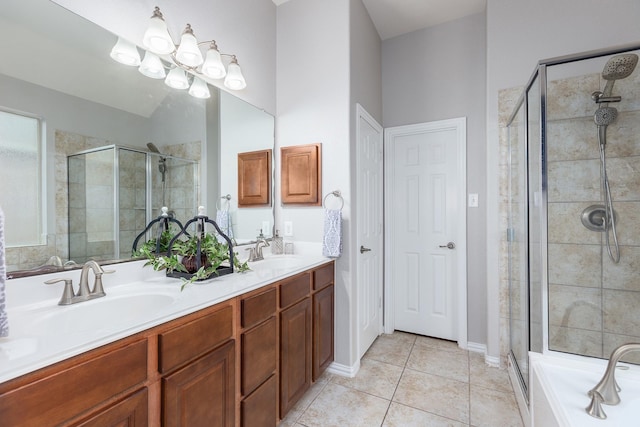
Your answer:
439,242 -> 456,250
360,245 -> 371,254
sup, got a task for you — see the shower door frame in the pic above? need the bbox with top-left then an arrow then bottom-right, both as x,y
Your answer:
506,41 -> 640,404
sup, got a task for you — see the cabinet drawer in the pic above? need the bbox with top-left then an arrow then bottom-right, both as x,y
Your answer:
0,339 -> 147,427
313,262 -> 334,290
159,304 -> 233,373
74,388 -> 148,427
241,316 -> 277,395
279,272 -> 311,308
241,375 -> 277,427
241,286 -> 276,329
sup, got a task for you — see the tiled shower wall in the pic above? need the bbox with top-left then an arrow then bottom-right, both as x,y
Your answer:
500,61 -> 640,364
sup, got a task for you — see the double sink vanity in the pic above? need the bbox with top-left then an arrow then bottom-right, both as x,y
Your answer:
0,246 -> 334,426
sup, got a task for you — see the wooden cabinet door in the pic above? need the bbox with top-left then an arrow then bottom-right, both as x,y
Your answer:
163,340 -> 235,427
279,298 -> 312,418
313,284 -> 334,381
73,388 -> 148,427
241,375 -> 277,427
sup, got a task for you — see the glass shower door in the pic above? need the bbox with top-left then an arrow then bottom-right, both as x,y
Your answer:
508,96 -> 530,396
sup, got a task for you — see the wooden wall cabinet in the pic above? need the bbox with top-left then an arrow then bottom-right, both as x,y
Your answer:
238,149 -> 272,207
280,144 -> 322,205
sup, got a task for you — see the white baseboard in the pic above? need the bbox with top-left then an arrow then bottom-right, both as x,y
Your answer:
466,341 -> 500,367
326,360 -> 360,378
467,341 -> 486,354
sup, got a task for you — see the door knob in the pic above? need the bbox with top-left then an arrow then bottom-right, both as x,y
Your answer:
360,245 -> 371,254
439,242 -> 456,250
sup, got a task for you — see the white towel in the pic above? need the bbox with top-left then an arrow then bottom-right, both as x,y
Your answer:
215,209 -> 233,242
0,208 -> 8,337
322,209 -> 342,258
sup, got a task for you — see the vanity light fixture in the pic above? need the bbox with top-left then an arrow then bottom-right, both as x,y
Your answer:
110,37 -> 141,66
111,6 -> 246,96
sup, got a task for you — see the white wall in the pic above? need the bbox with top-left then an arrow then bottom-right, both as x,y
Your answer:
485,0 -> 640,358
276,0 -> 352,366
381,13 -> 487,345
52,0 -> 277,115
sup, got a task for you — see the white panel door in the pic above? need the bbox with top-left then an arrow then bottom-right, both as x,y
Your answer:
385,119 -> 466,342
356,104 -> 383,359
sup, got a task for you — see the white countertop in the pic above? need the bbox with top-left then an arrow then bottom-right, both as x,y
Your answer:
0,243 -> 332,384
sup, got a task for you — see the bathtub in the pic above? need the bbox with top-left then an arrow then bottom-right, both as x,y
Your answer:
529,352 -> 640,427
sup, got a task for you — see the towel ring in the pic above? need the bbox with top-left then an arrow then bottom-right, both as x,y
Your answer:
216,194 -> 232,210
323,190 -> 344,210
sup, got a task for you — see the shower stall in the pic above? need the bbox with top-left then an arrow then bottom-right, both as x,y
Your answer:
67,145 -> 198,263
505,44 -> 640,400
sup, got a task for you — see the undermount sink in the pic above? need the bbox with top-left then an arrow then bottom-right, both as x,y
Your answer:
11,285 -> 181,336
250,256 -> 304,270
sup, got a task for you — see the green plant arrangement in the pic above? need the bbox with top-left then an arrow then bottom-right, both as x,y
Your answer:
135,228 -> 250,290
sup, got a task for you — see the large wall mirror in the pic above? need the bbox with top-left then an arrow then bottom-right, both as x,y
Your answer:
0,0 -> 274,277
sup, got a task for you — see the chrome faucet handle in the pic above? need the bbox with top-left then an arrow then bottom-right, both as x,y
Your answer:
586,390 -> 607,419
245,247 -> 259,262
44,278 -> 76,305
91,269 -> 114,297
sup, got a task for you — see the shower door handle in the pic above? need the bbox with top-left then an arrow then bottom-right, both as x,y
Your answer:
439,242 -> 456,250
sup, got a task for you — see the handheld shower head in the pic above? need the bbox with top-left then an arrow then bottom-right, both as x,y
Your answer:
147,142 -> 162,154
594,106 -> 618,127
601,53 -> 638,97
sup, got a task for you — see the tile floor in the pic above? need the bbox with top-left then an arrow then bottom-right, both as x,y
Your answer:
280,331 -> 524,427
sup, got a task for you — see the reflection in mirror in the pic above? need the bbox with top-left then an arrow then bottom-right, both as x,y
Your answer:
0,0 -> 274,277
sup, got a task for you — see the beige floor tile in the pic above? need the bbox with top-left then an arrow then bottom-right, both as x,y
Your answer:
470,384 -> 523,427
298,382 -> 390,427
393,368 -> 469,424
382,402 -> 467,427
469,352 -> 513,393
332,358 -> 404,400
280,377 -> 330,426
363,333 -> 414,367
414,335 -> 462,352
407,344 -> 469,383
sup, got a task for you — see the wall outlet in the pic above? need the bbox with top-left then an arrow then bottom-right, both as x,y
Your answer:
468,193 -> 479,208
284,221 -> 293,236
261,221 -> 270,236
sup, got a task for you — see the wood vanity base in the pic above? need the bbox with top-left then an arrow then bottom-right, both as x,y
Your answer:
0,262 -> 334,427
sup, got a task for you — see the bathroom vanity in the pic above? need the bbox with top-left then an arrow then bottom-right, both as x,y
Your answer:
0,253 -> 334,426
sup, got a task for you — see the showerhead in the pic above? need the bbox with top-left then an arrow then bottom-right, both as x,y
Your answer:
602,54 -> 638,81
594,106 -> 618,126
601,53 -> 638,97
147,142 -> 162,154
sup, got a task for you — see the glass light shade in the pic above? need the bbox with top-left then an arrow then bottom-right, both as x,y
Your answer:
202,46 -> 226,79
175,28 -> 203,67
164,68 -> 189,90
143,14 -> 174,54
138,51 -> 166,79
110,37 -> 141,66
224,60 -> 247,90
188,77 -> 211,99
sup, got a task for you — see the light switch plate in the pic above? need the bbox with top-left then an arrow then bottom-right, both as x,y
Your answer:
468,193 -> 479,208
284,221 -> 293,236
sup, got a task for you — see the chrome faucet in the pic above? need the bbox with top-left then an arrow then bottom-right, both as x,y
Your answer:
44,261 -> 114,305
586,342 -> 640,419
245,232 -> 270,262
79,260 -> 113,298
